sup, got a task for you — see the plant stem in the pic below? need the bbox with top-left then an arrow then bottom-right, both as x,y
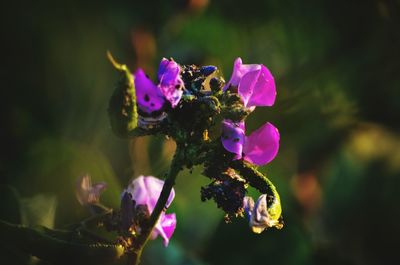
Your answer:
230,160 -> 277,195
129,146 -> 183,265
0,219 -> 124,265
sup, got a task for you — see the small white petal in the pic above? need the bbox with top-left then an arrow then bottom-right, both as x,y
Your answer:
243,196 -> 255,217
246,194 -> 282,233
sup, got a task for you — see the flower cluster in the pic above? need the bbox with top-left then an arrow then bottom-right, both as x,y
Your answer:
218,58 -> 282,231
77,175 -> 177,246
122,176 -> 176,247
77,55 -> 284,258
221,58 -> 279,166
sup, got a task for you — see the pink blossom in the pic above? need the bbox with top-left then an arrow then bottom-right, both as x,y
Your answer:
224,57 -> 276,108
157,58 -> 184,108
221,120 -> 280,166
134,58 -> 183,114
125,175 -> 176,247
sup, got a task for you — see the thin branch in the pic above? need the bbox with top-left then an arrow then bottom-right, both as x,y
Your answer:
128,146 -> 183,265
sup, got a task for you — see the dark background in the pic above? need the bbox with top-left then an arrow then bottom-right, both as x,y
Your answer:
1,0 -> 400,264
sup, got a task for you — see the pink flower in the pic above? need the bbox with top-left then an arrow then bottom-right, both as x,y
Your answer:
135,58 -> 184,114
134,69 -> 165,114
157,58 -> 184,108
221,120 -> 280,166
224,57 -> 276,108
221,58 -> 279,165
124,175 -> 176,247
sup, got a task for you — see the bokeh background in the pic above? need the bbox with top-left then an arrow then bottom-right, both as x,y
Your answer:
1,0 -> 400,264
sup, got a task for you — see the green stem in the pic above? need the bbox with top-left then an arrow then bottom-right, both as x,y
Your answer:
129,146 -> 183,265
230,160 -> 283,226
230,160 -> 277,195
0,219 -> 124,265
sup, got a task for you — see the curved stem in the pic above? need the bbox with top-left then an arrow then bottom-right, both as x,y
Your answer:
230,160 -> 283,227
129,146 -> 183,265
230,160 -> 276,195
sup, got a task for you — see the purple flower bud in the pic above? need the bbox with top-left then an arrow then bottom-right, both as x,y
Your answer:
224,57 -> 276,108
221,120 -> 279,166
200,65 -> 218,76
120,191 -> 134,232
76,175 -> 106,206
124,175 -> 176,247
158,58 -> 184,108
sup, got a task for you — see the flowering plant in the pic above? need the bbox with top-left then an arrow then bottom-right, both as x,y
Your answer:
105,53 -> 284,264
0,54 -> 284,265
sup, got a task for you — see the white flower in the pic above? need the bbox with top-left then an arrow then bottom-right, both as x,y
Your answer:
243,194 -> 283,233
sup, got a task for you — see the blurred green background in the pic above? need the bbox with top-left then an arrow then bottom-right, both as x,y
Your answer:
1,0 -> 400,264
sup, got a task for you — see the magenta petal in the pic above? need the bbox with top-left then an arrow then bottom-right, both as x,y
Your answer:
243,122 -> 280,166
244,65 -> 276,107
237,70 -> 260,107
158,58 -> 183,108
224,57 -> 261,91
158,58 -> 179,85
134,69 -> 165,114
161,213 -> 177,246
224,58 -> 276,108
151,213 -> 176,247
126,175 -> 175,212
125,176 -> 176,246
159,83 -> 183,108
221,119 -> 245,159
158,58 -> 170,80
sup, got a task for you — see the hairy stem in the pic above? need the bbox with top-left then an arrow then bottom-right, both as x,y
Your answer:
230,160 -> 283,225
230,160 -> 277,195
129,146 -> 183,265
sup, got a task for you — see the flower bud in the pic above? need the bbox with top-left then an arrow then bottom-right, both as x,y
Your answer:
107,51 -> 138,137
